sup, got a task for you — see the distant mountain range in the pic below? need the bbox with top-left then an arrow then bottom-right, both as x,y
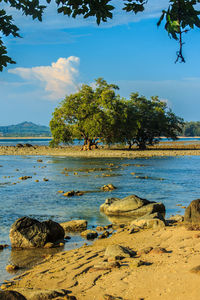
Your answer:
0,122 -> 51,137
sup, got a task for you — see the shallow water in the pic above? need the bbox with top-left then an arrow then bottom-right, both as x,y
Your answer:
0,155 -> 200,284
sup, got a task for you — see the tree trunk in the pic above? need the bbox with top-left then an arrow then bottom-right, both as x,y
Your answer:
128,141 -> 132,150
138,141 -> 146,150
82,138 -> 98,151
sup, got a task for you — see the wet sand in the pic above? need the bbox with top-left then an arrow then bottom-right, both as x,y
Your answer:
2,223 -> 200,300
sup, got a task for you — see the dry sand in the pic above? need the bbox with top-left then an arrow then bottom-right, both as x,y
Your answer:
2,223 -> 200,300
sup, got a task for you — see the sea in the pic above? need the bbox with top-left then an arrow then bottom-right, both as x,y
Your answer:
0,138 -> 200,284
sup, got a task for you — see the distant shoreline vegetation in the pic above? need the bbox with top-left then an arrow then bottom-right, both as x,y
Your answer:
0,121 -> 200,139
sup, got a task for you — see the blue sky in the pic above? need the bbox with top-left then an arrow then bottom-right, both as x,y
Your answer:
1,0 -> 200,126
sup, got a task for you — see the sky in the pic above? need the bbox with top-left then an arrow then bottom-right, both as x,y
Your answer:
1,0 -> 200,126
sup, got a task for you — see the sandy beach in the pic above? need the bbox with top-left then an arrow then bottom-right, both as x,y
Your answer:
2,222 -> 200,300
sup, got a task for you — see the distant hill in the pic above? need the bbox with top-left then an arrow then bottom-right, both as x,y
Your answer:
0,122 -> 51,137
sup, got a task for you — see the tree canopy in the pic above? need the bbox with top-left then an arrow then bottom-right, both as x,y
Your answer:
49,78 -> 123,149
50,78 -> 184,150
1,0 -> 200,70
182,121 -> 200,136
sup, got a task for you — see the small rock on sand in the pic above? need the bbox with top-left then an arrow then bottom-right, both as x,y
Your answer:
60,220 -> 88,232
105,244 -> 136,259
81,230 -> 98,240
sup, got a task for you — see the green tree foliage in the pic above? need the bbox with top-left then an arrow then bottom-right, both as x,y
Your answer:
49,78 -> 122,149
182,121 -> 200,136
50,78 -> 183,150
0,0 -> 200,70
126,93 -> 184,149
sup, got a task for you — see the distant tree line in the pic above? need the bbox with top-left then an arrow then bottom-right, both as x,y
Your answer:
181,122 -> 200,137
50,78 -> 184,150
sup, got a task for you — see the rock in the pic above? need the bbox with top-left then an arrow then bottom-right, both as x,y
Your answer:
37,159 -> 43,162
19,176 -> 32,180
76,191 -> 84,196
19,289 -> 75,300
168,214 -> 184,223
137,246 -> 153,255
103,295 -> 123,300
129,259 -> 146,268
57,190 -> 64,194
43,242 -> 54,248
6,264 -> 20,272
96,226 -> 104,231
10,217 -> 65,248
60,220 -> 88,232
24,143 -> 33,147
43,178 -> 49,182
104,224 -> 113,230
16,144 -> 24,148
0,244 -> 8,250
63,191 -> 75,197
149,247 -> 168,254
81,230 -> 98,240
185,199 -> 200,223
0,291 -> 27,300
101,184 -> 117,191
100,194 -> 165,218
105,244 -> 136,259
98,230 -> 110,239
92,261 -> 120,271
129,212 -> 166,230
190,265 -> 200,274
63,191 -> 84,197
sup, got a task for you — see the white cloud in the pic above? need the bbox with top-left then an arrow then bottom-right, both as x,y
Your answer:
8,56 -> 80,100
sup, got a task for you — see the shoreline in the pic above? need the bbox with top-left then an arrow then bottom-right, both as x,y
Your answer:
2,222 -> 200,300
1,144 -> 200,158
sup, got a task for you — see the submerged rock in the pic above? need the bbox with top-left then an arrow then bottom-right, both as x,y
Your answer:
100,194 -> 165,218
18,176 -> 32,180
10,217 -> 65,248
63,190 -> 84,197
101,184 -> 117,191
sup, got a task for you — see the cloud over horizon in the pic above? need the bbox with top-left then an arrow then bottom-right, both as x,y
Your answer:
9,56 -> 80,100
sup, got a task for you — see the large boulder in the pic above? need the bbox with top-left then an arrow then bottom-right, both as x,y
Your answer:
100,194 -> 165,218
0,291 -> 26,300
129,212 -> 166,231
60,220 -> 88,232
10,217 -> 65,248
185,199 -> 200,223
